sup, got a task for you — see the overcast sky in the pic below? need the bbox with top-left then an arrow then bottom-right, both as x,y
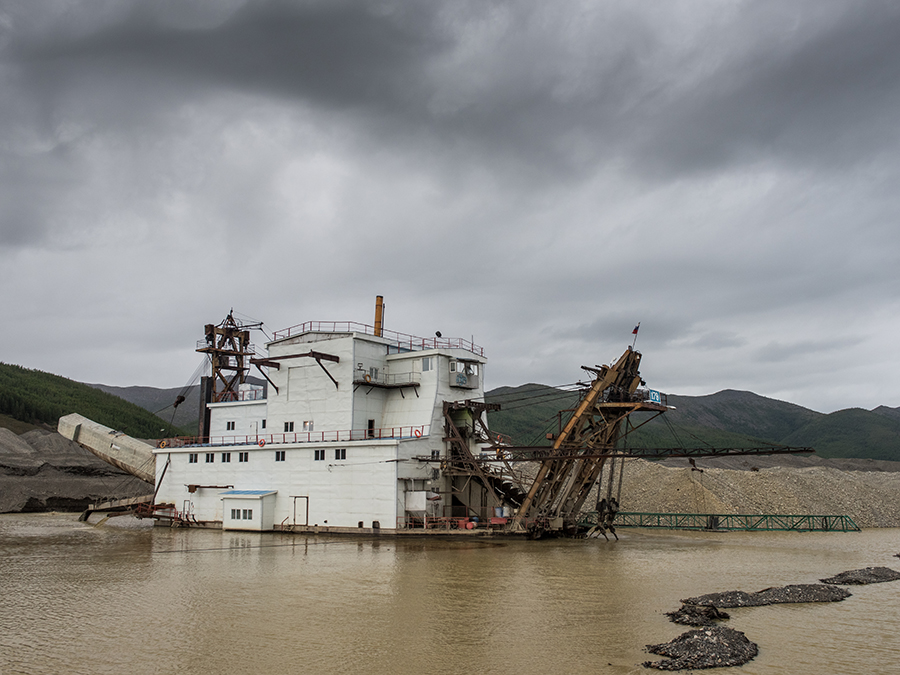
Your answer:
2,0 -> 899,414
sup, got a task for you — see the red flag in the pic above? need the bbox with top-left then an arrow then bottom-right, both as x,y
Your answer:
632,323 -> 640,335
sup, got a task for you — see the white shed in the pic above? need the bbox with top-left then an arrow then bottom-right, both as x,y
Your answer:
221,490 -> 278,531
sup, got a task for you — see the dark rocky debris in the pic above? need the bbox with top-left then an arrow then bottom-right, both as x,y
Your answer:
0,428 -> 152,513
682,583 -> 850,608
665,603 -> 730,627
644,627 -> 758,671
820,566 -> 900,585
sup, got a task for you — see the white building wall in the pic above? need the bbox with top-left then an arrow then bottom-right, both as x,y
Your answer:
264,334 -> 356,435
154,441 -> 399,528
208,400 -> 267,441
152,325 -> 490,531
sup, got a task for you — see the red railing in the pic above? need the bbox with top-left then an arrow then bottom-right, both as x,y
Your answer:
159,425 -> 430,449
397,516 -> 513,530
272,321 -> 484,356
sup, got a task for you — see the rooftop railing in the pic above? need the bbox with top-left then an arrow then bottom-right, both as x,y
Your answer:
271,321 -> 484,356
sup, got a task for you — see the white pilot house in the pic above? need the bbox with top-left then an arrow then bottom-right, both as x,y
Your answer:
152,299 -> 509,533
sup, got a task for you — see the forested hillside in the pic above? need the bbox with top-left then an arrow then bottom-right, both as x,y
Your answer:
487,385 -> 900,461
0,363 -> 188,439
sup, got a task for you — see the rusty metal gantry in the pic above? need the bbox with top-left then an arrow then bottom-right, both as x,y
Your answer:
442,401 -> 528,515
508,346 -> 665,532
428,345 -> 813,536
196,311 -> 258,402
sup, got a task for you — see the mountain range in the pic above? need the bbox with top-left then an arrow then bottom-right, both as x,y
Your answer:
485,384 -> 900,462
1,362 -> 898,461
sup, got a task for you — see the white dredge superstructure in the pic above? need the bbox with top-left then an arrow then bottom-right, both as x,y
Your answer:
154,312 -> 492,533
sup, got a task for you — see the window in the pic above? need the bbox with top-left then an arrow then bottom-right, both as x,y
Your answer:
242,509 -> 253,520
188,453 -> 198,463
422,356 -> 433,372
450,361 -> 458,372
368,366 -> 379,380
314,449 -> 325,461
275,450 -> 285,461
205,453 -> 214,463
226,421 -> 235,431
222,452 -> 231,463
367,419 -> 375,439
261,419 -> 266,429
335,448 -> 346,460
284,421 -> 294,432
230,508 -> 253,520
302,420 -> 314,432
230,509 -> 239,519
239,452 -> 249,462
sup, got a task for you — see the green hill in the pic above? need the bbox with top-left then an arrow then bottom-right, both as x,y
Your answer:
486,385 -> 770,450
782,408 -> 900,461
88,383 -> 201,433
486,385 -> 900,461
0,363 -> 189,439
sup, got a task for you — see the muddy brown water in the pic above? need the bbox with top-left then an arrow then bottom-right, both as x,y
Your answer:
1,513 -> 898,674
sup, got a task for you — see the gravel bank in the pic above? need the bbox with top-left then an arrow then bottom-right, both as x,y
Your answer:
820,566 -> 900,584
0,428 -> 153,513
617,458 -> 900,527
682,584 -> 851,608
644,627 -> 758,671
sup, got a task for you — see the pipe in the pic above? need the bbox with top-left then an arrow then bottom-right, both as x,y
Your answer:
374,295 -> 384,336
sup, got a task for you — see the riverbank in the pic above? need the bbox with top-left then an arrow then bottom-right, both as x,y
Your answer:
5,427 -> 900,528
0,428 -> 152,513
619,457 -> 900,528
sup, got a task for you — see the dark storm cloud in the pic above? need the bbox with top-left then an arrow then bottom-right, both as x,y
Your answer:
9,0 -> 900,184
8,1 -> 437,107
641,2 -> 900,175
2,0 -> 900,412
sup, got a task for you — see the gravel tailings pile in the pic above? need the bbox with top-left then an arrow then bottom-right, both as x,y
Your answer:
820,566 -> 900,584
682,583 -> 851,608
644,627 -> 758,671
0,428 -> 153,513
665,604 -> 730,626
619,458 -> 900,527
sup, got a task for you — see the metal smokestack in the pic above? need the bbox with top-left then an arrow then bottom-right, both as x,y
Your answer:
374,295 -> 384,336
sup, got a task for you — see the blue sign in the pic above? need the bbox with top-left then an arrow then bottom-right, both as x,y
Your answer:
649,389 -> 661,404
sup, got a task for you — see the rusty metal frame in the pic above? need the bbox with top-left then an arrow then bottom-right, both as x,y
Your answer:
250,350 -> 341,390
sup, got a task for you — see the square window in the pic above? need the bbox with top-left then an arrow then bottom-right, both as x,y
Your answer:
335,448 -> 346,460
239,452 -> 249,463
284,421 -> 294,433
242,509 -> 252,520
302,420 -> 314,432
205,453 -> 214,463
275,450 -> 285,461
188,453 -> 198,463
314,449 -> 325,461
222,452 -> 231,463
226,421 -> 235,431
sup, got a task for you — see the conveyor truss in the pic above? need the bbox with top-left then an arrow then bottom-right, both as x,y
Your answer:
430,346 -> 814,538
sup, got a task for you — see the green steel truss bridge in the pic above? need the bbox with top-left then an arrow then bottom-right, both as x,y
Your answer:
581,511 -> 861,532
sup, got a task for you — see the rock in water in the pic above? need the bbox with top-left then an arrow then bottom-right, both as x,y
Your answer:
665,603 -> 730,626
644,626 -> 758,670
820,567 -> 900,585
682,583 -> 850,608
